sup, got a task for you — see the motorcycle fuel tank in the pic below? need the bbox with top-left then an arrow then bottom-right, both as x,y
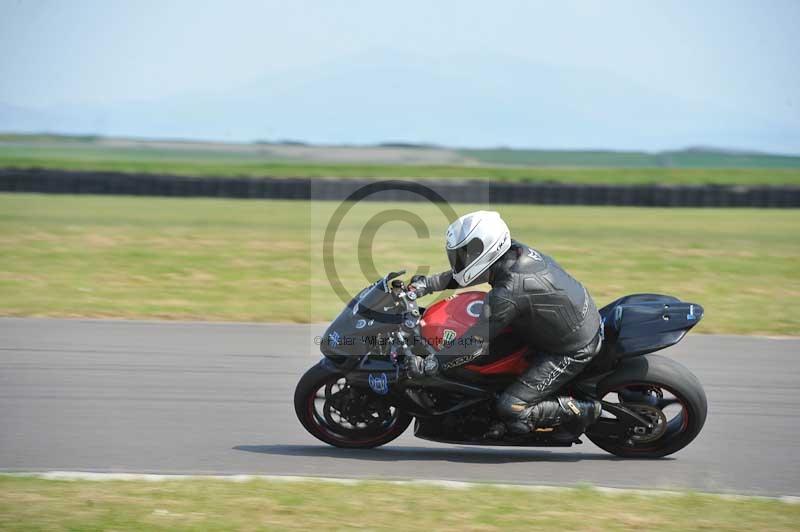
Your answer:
420,291 -> 486,350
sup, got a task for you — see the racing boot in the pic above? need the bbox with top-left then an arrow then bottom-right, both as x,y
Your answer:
502,396 -> 601,435
534,397 -> 602,440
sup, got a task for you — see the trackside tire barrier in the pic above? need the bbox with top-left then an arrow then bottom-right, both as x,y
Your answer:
1,168 -> 798,207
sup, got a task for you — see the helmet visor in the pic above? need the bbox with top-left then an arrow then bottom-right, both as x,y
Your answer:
447,238 -> 484,275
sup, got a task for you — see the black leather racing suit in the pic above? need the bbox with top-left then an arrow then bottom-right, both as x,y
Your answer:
423,240 -> 603,433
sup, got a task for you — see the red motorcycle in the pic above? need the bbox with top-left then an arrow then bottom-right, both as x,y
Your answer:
295,271 -> 707,458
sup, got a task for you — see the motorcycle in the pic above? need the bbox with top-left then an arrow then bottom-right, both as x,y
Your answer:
295,270 -> 707,458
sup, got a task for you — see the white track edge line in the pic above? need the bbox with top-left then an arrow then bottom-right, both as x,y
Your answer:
3,471 -> 797,504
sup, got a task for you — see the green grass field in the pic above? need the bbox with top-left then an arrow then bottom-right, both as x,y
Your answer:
1,193 -> 797,335
2,139 -> 800,185
463,147 -> 800,168
0,476 -> 797,531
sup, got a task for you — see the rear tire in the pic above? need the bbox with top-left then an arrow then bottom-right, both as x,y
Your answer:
586,354 -> 707,458
294,361 -> 412,449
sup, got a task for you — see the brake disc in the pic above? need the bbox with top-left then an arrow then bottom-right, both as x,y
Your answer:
628,404 -> 668,443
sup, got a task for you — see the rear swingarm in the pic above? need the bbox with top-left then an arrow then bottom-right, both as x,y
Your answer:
587,400 -> 655,439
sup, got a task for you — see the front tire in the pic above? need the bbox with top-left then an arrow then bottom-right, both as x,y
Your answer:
586,354 -> 707,458
294,361 -> 412,448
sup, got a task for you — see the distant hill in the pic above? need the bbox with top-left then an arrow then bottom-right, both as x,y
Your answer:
1,52 -> 797,153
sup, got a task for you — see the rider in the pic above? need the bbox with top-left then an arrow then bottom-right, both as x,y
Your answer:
405,210 -> 603,438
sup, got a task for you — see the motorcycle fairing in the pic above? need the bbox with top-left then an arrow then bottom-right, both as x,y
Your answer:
600,294 -> 704,358
320,280 -> 405,366
464,346 -> 529,375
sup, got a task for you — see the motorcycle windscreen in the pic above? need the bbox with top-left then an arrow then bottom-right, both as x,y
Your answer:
319,282 -> 403,364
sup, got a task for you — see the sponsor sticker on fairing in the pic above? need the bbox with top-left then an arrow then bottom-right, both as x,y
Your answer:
368,373 -> 389,395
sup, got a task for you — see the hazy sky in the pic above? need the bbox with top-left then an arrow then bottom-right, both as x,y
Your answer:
1,0 -> 799,152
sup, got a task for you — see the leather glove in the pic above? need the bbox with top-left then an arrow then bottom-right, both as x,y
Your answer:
405,354 -> 439,379
408,275 -> 429,297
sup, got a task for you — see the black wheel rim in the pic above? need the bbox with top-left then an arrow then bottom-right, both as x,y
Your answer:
306,375 -> 403,445
595,381 -> 692,453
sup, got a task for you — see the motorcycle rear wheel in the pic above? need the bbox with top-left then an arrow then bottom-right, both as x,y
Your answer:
294,361 -> 412,448
586,354 -> 707,458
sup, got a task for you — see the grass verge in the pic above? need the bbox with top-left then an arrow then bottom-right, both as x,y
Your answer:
0,476 -> 797,531
0,194 -> 798,335
2,144 -> 800,185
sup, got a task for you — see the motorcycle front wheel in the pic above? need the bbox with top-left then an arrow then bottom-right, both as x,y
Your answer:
294,361 -> 412,448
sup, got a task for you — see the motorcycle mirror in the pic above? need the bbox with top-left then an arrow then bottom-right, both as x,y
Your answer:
386,270 -> 407,282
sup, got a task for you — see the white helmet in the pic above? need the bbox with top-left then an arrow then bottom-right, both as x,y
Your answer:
445,211 -> 511,286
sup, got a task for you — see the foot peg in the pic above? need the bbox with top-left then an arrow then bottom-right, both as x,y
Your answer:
483,422 -> 507,440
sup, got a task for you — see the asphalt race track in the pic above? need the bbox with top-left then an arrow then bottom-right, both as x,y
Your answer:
1,318 -> 798,496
